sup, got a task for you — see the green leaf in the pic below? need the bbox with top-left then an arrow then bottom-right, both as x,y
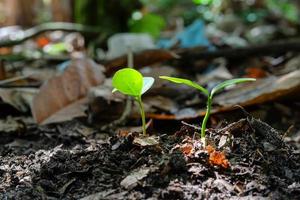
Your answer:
112,68 -> 143,97
159,76 -> 209,95
44,42 -> 67,55
129,13 -> 166,38
142,77 -> 155,95
211,78 -> 256,97
266,0 -> 299,23
193,0 -> 212,5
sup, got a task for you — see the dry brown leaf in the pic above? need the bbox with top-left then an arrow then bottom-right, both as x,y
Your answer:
104,49 -> 177,75
0,117 -> 26,134
118,130 -> 130,137
143,95 -> 178,113
209,151 -> 230,169
31,58 -> 105,124
40,97 -> 88,125
215,70 -> 300,107
206,145 -> 230,169
79,189 -> 118,200
87,84 -> 126,124
0,61 -> 6,80
205,145 -> 215,154
0,47 -> 12,55
180,143 -> 194,156
0,88 -> 37,112
244,67 -> 268,78
115,120 -> 153,136
120,167 -> 156,190
133,135 -> 159,147
35,36 -> 50,48
145,70 -> 300,121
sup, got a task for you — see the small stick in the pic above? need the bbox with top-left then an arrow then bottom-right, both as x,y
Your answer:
282,125 -> 294,138
181,121 -> 201,131
0,73 -> 35,86
0,60 -> 6,80
100,48 -> 133,131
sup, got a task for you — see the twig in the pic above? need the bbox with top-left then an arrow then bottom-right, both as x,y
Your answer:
181,121 -> 201,131
0,73 -> 34,86
0,84 -> 40,88
104,39 -> 300,75
283,125 -> 294,138
177,39 -> 300,59
217,118 -> 247,134
0,22 -> 101,47
235,105 -> 286,148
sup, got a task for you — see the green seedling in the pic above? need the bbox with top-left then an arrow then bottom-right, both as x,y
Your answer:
112,68 -> 154,136
159,76 -> 255,144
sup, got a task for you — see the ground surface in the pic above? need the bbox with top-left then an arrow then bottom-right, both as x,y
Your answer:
0,108 -> 300,200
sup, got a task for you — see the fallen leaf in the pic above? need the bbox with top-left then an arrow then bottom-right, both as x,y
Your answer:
196,65 -> 233,85
133,135 -> 159,147
79,189 -> 118,200
145,109 -> 207,120
120,167 -> 151,190
36,36 -> 50,48
145,113 -> 178,120
244,67 -> 267,78
180,143 -> 194,156
205,145 -> 215,154
143,95 -> 178,113
215,70 -> 300,107
115,120 -> 153,138
0,117 -> 26,134
214,179 -> 234,192
277,55 -> 300,75
40,98 -> 88,125
87,82 -> 126,124
59,178 -> 76,195
145,70 -> 300,121
118,130 -> 130,137
206,145 -> 230,169
209,151 -> 230,169
31,58 -> 105,124
104,49 -> 177,75
0,88 -> 38,113
218,135 -> 229,148
0,47 -> 12,55
0,61 -> 5,80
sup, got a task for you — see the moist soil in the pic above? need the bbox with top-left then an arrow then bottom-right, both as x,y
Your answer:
0,115 -> 300,200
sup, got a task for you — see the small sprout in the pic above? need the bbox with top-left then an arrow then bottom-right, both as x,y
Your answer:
159,76 -> 255,145
112,68 -> 154,136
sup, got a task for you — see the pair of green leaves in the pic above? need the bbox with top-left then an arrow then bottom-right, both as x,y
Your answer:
112,68 -> 255,98
159,76 -> 256,97
159,75 -> 255,143
112,68 -> 154,97
112,68 -> 255,140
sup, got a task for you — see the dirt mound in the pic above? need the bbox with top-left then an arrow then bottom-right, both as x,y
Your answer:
0,117 -> 299,199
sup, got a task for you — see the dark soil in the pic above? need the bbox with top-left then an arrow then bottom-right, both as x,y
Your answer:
0,112 -> 300,200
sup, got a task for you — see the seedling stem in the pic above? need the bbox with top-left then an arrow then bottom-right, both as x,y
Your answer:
136,96 -> 146,136
201,95 -> 211,138
159,76 -> 256,145
112,68 -> 154,136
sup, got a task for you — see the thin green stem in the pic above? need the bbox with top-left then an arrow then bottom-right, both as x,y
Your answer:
201,95 -> 212,138
137,96 -> 146,136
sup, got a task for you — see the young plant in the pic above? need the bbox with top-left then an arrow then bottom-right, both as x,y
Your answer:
112,68 -> 154,136
159,76 -> 256,143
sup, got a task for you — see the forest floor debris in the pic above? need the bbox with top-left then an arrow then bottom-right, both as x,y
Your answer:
0,112 -> 299,199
